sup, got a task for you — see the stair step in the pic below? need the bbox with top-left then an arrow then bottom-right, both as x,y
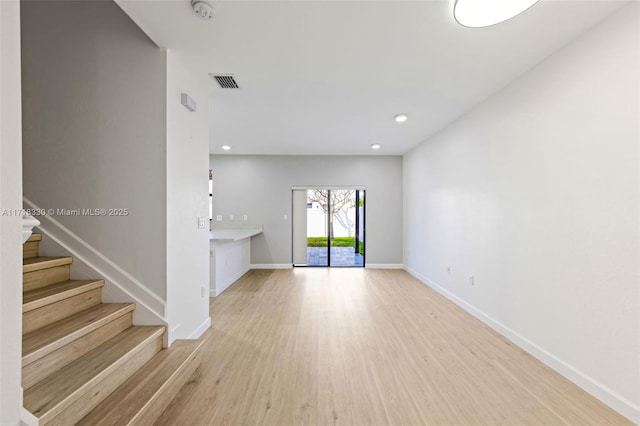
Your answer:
24,326 -> 165,426
24,233 -> 42,259
23,256 -> 73,273
23,257 -> 73,292
23,303 -> 135,367
26,233 -> 42,242
24,279 -> 105,312
23,280 -> 105,334
78,339 -> 205,426
23,311 -> 132,390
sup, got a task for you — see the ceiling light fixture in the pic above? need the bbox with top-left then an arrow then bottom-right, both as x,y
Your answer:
221,145 -> 231,151
454,0 -> 540,28
394,113 -> 408,123
191,0 -> 214,20
371,144 -> 381,150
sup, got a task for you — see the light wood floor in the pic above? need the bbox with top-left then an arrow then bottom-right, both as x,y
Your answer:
156,269 -> 631,425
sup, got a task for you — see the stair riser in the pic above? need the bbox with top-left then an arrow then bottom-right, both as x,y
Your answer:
23,289 -> 102,335
24,265 -> 71,292
42,335 -> 164,426
23,241 -> 39,259
131,346 -> 204,425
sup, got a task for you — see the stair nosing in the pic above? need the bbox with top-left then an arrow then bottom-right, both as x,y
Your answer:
23,303 -> 136,366
25,326 -> 165,423
23,256 -> 73,273
23,279 -> 105,313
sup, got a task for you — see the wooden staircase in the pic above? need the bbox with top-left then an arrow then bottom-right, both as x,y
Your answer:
22,233 -> 204,425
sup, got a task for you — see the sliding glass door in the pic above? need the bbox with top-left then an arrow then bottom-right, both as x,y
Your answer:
292,188 -> 365,267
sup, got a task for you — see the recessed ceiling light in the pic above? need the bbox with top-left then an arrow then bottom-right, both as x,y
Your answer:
221,145 -> 231,151
371,144 -> 381,150
454,0 -> 540,28
394,113 -> 408,123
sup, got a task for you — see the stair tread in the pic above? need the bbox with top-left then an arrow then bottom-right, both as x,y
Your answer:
77,339 -> 205,426
23,279 -> 105,313
23,303 -> 135,366
26,233 -> 42,242
24,326 -> 165,421
23,256 -> 73,273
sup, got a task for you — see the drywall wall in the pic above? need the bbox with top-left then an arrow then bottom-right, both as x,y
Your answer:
21,0 -> 167,299
403,4 -> 639,422
165,51 -> 210,341
210,155 -> 402,267
0,2 -> 25,423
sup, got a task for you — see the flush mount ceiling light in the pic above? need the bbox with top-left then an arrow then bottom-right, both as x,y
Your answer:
394,113 -> 408,123
454,0 -> 540,28
192,0 -> 214,20
371,144 -> 381,150
221,145 -> 231,151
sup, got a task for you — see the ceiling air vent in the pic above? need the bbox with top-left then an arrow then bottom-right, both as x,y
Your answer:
210,74 -> 239,89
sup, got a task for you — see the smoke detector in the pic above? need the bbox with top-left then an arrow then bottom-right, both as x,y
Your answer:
192,0 -> 214,20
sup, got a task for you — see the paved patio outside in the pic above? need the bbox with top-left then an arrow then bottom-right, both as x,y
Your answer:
307,246 -> 364,267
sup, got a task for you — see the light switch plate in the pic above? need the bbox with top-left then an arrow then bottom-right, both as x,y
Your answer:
198,217 -> 206,229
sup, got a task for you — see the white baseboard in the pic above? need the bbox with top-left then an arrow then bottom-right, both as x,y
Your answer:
188,317 -> 211,340
25,197 -> 166,327
365,263 -> 404,269
250,264 -> 293,269
403,265 -> 639,424
20,407 -> 38,426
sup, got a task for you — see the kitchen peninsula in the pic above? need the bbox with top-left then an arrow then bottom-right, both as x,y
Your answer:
209,227 -> 262,296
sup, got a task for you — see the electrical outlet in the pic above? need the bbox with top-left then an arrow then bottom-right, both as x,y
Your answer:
229,214 -> 234,221
216,215 -> 222,221
243,215 -> 248,221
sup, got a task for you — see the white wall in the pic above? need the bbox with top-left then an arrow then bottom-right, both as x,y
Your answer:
21,0 -> 167,299
210,155 -> 403,267
166,51 -> 211,342
0,2 -> 25,423
403,5 -> 639,422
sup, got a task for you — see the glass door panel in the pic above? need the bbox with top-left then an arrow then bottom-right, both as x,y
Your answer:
329,189 -> 364,267
305,189 -> 329,266
292,188 -> 365,267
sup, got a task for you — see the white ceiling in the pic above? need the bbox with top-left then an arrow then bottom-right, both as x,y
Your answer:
117,0 -> 627,155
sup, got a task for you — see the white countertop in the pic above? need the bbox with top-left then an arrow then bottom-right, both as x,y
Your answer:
209,229 -> 262,241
